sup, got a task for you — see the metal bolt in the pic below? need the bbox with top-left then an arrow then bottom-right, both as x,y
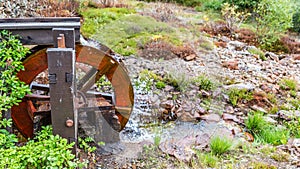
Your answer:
66,119 -> 74,127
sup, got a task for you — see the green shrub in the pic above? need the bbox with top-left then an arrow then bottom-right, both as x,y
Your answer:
279,78 -> 298,91
291,0 -> 300,33
210,136 -> 232,156
224,0 -> 260,11
227,88 -> 253,106
193,75 -> 215,91
245,112 -> 267,135
0,30 -> 31,112
255,0 -> 295,51
155,81 -> 166,89
0,126 -> 86,169
197,0 -> 224,11
259,126 -> 289,145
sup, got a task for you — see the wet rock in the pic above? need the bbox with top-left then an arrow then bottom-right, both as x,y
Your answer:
200,113 -> 221,122
250,105 -> 267,114
159,135 -> 195,162
224,83 -> 255,91
222,113 -> 241,123
265,52 -> 279,62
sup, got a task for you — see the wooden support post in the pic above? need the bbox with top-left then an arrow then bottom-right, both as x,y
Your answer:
47,28 -> 77,153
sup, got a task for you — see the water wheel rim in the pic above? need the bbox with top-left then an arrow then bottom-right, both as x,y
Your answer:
12,44 -> 134,138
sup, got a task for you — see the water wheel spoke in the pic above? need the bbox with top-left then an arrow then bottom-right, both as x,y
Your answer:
25,94 -> 50,101
115,106 -> 132,119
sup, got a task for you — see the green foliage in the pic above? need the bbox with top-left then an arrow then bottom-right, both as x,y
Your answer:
193,151 -> 218,168
92,14 -> 179,56
221,3 -> 251,32
284,117 -> 300,138
78,137 -> 97,153
0,30 -> 31,112
163,71 -> 190,92
135,69 -> 162,91
80,7 -> 136,38
291,0 -> 300,33
210,136 -> 232,156
0,114 -> 17,149
193,75 -> 215,91
255,0 -> 295,51
246,112 -> 289,145
227,88 -> 253,106
196,0 -> 224,11
247,47 -> 266,61
0,126 -> 86,169
245,112 -> 267,135
155,81 -> 166,89
259,126 -> 289,145
224,0 -> 260,11
251,162 -> 277,169
279,78 -> 298,91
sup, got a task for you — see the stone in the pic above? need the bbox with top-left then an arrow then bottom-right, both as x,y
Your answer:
184,54 -> 196,61
222,113 -> 241,123
222,60 -> 239,70
224,83 -> 255,91
225,105 -> 235,114
159,100 -> 174,109
250,105 -> 267,114
200,113 -> 221,122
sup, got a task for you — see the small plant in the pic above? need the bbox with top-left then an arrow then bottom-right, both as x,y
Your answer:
155,81 -> 166,89
221,3 -> 251,33
245,112 -> 267,135
210,136 -> 232,156
193,75 -> 215,91
193,151 -> 218,168
279,78 -> 298,91
259,126 -> 289,145
78,137 -> 97,153
284,117 -> 300,138
251,162 -> 277,169
227,88 -> 253,106
248,47 -> 266,61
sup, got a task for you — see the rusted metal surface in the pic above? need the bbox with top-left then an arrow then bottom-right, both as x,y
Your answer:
0,18 -> 80,45
12,44 -> 134,138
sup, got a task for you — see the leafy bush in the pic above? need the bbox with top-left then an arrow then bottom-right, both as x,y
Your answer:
0,126 -> 86,169
223,0 -> 260,11
196,0 -> 224,11
0,30 -> 31,112
255,0 -> 295,51
221,3 -> 251,33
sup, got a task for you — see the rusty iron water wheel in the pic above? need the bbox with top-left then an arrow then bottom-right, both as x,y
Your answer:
11,44 -> 134,138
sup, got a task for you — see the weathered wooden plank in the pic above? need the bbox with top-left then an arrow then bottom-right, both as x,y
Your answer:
0,17 -> 80,45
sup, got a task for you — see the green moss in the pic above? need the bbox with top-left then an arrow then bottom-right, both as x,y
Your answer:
155,81 -> 166,89
251,162 -> 276,169
94,14 -> 180,56
80,7 -> 136,38
279,78 -> 298,91
248,47 -> 266,61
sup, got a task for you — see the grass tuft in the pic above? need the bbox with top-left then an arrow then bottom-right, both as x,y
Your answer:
210,136 -> 232,156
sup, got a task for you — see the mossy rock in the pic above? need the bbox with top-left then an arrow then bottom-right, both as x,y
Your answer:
92,14 -> 180,56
